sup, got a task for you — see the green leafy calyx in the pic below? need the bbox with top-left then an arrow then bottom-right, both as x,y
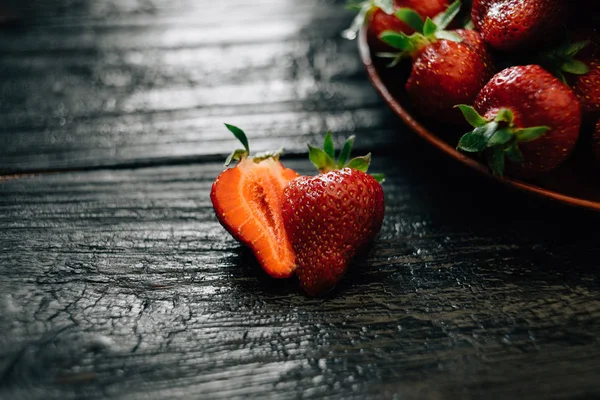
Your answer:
223,123 -> 283,167
377,0 -> 462,66
308,132 -> 385,183
342,0 -> 395,40
455,105 -> 550,177
534,39 -> 590,83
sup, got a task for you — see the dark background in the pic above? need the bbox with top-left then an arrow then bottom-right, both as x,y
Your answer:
1,1 -> 599,399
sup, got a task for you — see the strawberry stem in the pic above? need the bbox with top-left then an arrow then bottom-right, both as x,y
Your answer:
379,0 -> 462,61
342,0 -> 395,40
454,105 -> 550,177
308,132 -> 385,182
530,38 -> 590,83
223,123 -> 283,167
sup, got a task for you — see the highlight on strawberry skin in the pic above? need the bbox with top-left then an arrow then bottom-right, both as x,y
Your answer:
210,124 -> 299,279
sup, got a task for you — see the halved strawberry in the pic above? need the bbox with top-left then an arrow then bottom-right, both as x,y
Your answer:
210,124 -> 298,278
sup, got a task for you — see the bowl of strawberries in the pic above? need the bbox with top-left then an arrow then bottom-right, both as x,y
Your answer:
349,0 -> 600,211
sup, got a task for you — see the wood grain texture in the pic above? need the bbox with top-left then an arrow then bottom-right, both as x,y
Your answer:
0,0 -> 409,174
1,148 -> 600,399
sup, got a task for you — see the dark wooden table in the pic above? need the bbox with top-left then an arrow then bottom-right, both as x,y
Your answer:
1,1 -> 599,399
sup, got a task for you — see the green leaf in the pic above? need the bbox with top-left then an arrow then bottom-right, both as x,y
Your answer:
562,59 -> 590,75
565,40 -> 590,57
370,173 -> 386,183
487,146 -> 505,177
455,104 -> 487,127
422,17 -> 438,37
433,30 -> 463,43
494,108 -> 514,124
337,135 -> 355,168
224,148 -> 248,167
224,123 -> 250,153
344,1 -> 365,12
457,128 -> 487,152
379,31 -> 414,51
464,19 -> 474,29
345,153 -> 372,172
432,0 -> 461,31
323,131 -> 335,160
556,70 -> 567,84
308,144 -> 336,172
516,126 -> 550,142
394,8 -> 424,33
487,128 -> 513,146
505,143 -> 524,164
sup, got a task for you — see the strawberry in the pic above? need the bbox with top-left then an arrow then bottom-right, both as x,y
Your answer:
456,65 -> 582,179
592,119 -> 600,162
210,124 -> 299,278
282,134 -> 385,296
471,0 -> 566,52
379,2 -> 495,124
572,58 -> 600,120
343,0 -> 449,52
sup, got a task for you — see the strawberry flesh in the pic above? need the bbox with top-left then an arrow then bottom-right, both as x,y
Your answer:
211,158 -> 298,278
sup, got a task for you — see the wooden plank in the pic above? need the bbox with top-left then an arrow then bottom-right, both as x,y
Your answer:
1,150 -> 600,399
0,0 -> 401,174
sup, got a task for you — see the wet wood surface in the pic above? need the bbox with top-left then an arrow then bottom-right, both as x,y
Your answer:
1,1 -> 600,399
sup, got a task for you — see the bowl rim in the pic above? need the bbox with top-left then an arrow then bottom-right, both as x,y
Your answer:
358,25 -> 600,212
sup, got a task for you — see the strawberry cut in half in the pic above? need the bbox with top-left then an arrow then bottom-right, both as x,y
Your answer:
282,133 -> 385,296
210,124 -> 299,278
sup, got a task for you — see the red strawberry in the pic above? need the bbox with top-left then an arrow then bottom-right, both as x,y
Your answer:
344,0 -> 449,52
471,0 -> 566,52
456,65 -> 582,179
379,3 -> 495,124
533,31 -> 600,121
282,134 -> 385,296
210,124 -> 298,278
592,119 -> 600,162
454,28 -> 495,76
572,58 -> 600,120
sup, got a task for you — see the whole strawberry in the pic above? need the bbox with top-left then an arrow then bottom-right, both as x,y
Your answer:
471,0 -> 566,52
379,1 -> 495,124
210,124 -> 298,278
282,134 -> 385,296
456,65 -> 582,179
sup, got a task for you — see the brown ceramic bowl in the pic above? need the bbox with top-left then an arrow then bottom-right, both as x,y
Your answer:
358,26 -> 600,212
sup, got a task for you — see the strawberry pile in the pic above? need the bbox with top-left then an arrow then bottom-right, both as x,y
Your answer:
211,125 -> 385,296
350,0 -> 600,179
